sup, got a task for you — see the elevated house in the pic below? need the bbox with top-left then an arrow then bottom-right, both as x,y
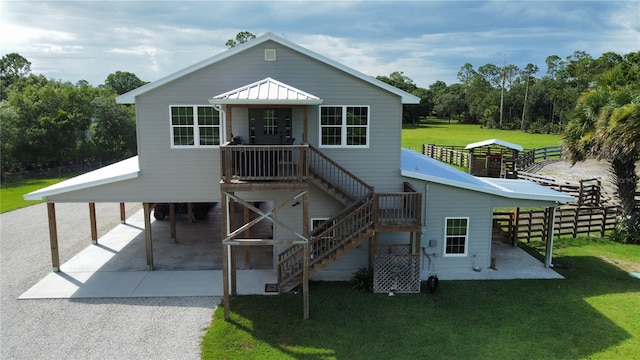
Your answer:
26,33 -> 574,318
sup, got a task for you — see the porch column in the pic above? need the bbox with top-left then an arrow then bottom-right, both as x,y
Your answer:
225,105 -> 233,141
544,206 -> 556,268
89,202 -> 98,245
119,202 -> 126,224
221,192 -> 231,321
47,202 -> 60,272
302,106 -> 308,143
143,202 -> 154,270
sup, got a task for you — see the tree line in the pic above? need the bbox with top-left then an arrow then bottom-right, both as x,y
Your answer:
378,50 -> 638,134
377,50 -> 639,242
0,53 -> 146,172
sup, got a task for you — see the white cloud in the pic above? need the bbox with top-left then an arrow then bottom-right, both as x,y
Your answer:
1,1 -> 637,87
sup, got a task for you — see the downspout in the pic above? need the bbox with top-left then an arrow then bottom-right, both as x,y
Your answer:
212,104 -> 227,142
421,184 -> 433,271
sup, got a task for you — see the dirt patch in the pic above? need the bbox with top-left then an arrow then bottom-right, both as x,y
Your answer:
599,256 -> 640,273
534,159 -> 640,198
536,159 -> 612,184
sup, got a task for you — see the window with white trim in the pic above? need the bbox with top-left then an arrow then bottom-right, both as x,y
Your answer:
444,217 -> 469,256
319,106 -> 369,147
170,105 -> 221,147
311,218 -> 335,236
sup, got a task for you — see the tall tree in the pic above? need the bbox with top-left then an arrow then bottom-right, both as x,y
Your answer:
225,31 -> 257,48
520,63 -> 539,130
563,52 -> 640,243
91,95 -> 137,160
0,53 -> 31,100
104,71 -> 147,95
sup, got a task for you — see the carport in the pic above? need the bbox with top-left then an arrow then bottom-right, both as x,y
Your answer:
23,156 -> 275,273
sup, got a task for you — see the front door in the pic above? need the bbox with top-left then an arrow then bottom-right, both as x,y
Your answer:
249,108 -> 292,144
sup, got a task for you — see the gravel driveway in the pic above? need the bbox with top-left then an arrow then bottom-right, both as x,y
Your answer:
1,202 -> 219,360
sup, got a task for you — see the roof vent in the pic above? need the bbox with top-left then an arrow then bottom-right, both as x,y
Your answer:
265,49 -> 276,61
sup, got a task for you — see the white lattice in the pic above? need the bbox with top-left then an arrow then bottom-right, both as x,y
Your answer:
373,254 -> 420,293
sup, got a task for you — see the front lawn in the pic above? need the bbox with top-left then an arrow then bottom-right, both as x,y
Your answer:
202,236 -> 640,359
0,178 -> 61,213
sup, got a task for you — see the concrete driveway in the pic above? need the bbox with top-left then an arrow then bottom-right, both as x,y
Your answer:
1,202 -> 218,360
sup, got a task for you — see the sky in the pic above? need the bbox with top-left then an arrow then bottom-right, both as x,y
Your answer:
1,1 -> 638,88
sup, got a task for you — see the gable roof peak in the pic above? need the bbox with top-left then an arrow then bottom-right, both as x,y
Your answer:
116,32 -> 420,105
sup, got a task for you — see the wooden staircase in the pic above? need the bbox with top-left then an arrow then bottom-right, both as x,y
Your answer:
277,145 -> 375,292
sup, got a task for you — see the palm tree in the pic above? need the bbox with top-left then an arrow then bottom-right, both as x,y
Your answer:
564,85 -> 640,242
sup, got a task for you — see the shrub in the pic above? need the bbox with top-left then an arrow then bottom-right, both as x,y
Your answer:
608,214 -> 640,244
350,267 -> 373,292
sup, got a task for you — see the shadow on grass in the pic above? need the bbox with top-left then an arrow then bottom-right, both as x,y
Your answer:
205,255 -> 638,359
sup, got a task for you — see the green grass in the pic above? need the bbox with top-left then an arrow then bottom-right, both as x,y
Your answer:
402,118 -> 561,151
0,178 -> 62,213
201,236 -> 640,359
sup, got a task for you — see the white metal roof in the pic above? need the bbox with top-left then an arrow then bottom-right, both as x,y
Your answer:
400,149 -> 575,203
23,156 -> 140,201
465,139 -> 524,152
116,32 -> 420,105
209,77 -> 323,105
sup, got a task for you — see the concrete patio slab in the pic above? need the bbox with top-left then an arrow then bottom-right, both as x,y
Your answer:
19,207 -> 277,299
436,240 -> 564,280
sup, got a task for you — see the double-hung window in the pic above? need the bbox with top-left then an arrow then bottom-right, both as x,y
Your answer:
319,105 -> 369,147
444,217 -> 469,256
170,105 -> 221,147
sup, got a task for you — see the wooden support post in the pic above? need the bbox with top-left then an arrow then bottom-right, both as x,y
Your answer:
231,245 -> 237,296
89,202 -> 98,245
119,202 -> 126,224
513,207 -> 520,246
243,205 -> 251,269
221,192 -> 231,321
143,202 -> 154,270
187,202 -> 193,224
47,203 -> 60,272
229,197 -> 237,296
170,203 -> 176,243
302,191 -> 310,320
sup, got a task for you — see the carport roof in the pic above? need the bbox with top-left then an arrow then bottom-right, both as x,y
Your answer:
400,149 -> 575,203
23,156 -> 140,201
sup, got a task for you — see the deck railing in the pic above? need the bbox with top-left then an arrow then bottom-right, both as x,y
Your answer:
375,192 -> 422,230
220,144 -> 308,182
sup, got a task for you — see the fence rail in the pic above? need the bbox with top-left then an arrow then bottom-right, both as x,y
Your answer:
421,144 -> 563,173
494,205 -> 619,243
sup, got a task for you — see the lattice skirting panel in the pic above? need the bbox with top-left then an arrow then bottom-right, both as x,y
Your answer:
373,254 -> 420,293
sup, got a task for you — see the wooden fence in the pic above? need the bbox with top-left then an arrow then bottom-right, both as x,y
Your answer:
516,146 -> 563,170
422,144 -> 563,173
421,144 -> 469,168
494,205 -> 619,243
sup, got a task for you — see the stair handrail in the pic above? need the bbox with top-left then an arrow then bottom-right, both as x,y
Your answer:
307,144 -> 374,201
277,193 -> 376,290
